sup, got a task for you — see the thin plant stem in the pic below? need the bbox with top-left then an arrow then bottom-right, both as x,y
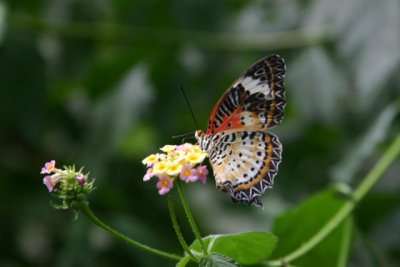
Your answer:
168,197 -> 199,263
9,14 -> 330,51
79,201 -> 182,261
337,218 -> 352,267
176,179 -> 207,255
266,133 -> 400,266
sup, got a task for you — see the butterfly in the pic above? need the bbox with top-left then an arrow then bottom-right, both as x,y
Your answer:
195,55 -> 286,207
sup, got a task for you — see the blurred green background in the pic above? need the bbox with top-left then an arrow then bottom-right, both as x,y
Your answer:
1,0 -> 400,266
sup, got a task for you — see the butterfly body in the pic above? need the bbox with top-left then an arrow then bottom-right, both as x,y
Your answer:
195,55 -> 286,207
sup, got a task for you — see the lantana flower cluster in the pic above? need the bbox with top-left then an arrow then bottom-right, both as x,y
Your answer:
40,160 -> 95,210
142,143 -> 209,195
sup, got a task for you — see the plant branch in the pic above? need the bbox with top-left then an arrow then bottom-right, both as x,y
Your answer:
337,218 -> 352,267
79,201 -> 182,261
266,133 -> 400,266
168,197 -> 199,262
9,14 -> 330,51
176,179 -> 207,255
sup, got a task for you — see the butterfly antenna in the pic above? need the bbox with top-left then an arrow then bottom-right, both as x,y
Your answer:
172,132 -> 195,139
180,85 -> 200,129
172,132 -> 196,143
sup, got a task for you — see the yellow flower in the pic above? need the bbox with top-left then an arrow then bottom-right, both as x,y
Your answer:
143,143 -> 207,180
192,145 -> 204,153
142,154 -> 159,166
160,145 -> 177,153
170,151 -> 188,166
178,158 -> 188,166
186,152 -> 207,165
169,149 -> 184,161
167,162 -> 182,176
185,143 -> 196,152
153,161 -> 169,175
159,153 -> 167,161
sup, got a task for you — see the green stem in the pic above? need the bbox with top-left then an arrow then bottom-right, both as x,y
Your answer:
176,179 -> 207,255
9,14 -> 330,51
337,218 -> 352,267
79,201 -> 182,261
266,133 -> 400,266
168,197 -> 199,262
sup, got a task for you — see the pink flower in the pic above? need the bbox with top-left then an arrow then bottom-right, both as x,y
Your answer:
180,164 -> 198,182
43,175 -> 57,192
41,160 -> 56,174
143,168 -> 154,181
156,175 -> 173,195
75,174 -> 86,186
196,165 -> 208,184
175,144 -> 186,151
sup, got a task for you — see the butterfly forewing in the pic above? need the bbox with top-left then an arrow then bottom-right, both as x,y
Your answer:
198,55 -> 286,207
206,55 -> 285,137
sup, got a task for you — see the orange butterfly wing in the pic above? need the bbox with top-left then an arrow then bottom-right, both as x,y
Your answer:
202,55 -> 286,207
205,55 -> 285,136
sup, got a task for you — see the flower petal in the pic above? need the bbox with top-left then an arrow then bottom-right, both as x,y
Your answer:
75,174 -> 86,186
143,168 -> 154,181
43,176 -> 55,192
142,154 -> 159,166
197,165 -> 208,184
167,162 -> 182,176
156,175 -> 173,195
41,160 -> 56,174
180,164 -> 199,182
153,161 -> 169,175
160,145 -> 177,153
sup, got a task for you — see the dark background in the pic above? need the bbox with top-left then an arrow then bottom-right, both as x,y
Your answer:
1,0 -> 400,266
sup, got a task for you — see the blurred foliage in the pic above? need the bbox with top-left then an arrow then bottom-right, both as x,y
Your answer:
270,187 -> 353,267
1,0 -> 399,266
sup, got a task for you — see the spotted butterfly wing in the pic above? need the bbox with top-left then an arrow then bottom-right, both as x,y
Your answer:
196,55 -> 285,207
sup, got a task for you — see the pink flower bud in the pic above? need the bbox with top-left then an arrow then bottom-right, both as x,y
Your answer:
75,174 -> 86,186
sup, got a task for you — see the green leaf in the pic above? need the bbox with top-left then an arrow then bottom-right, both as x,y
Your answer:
199,253 -> 240,267
191,232 -> 277,265
270,187 -> 354,266
294,217 -> 353,267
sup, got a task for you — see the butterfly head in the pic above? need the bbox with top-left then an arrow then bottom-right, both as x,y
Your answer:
195,129 -> 203,137
195,130 -> 204,143
195,130 -> 209,152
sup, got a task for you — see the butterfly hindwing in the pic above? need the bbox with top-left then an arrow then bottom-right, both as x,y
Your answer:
208,130 -> 282,207
196,55 -> 286,207
206,55 -> 286,137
